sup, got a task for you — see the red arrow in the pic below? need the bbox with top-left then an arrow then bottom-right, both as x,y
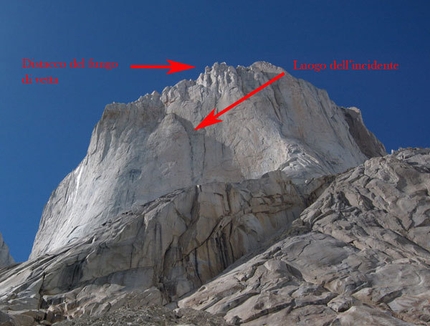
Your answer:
195,71 -> 285,130
130,59 -> 195,74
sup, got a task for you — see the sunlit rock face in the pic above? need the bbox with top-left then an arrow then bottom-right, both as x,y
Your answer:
0,62 -> 409,326
30,61 -> 384,259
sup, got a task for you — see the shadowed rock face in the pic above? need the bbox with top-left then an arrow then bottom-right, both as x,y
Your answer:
30,61 -> 384,259
179,148 -> 430,325
0,233 -> 14,268
341,106 -> 386,158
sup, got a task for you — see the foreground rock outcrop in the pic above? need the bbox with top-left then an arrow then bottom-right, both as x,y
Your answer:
30,61 -> 384,259
2,148 -> 428,325
179,148 -> 430,325
0,171 -> 331,324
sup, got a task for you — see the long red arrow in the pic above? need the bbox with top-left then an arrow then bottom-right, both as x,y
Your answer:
130,59 -> 195,74
195,71 -> 285,130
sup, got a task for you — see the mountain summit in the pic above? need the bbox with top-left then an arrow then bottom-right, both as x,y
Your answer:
2,62 -> 429,326
30,61 -> 384,259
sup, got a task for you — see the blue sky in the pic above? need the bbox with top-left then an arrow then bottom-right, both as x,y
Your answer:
1,1 -> 429,262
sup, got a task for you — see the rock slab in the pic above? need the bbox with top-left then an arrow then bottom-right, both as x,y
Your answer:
0,171 -> 329,324
179,148 -> 430,325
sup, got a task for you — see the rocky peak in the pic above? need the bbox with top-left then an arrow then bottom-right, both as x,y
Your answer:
30,61 -> 385,259
0,233 -> 14,268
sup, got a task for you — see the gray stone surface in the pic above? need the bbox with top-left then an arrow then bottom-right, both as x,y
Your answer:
179,148 -> 430,325
0,233 -> 14,268
30,61 -> 384,259
0,62 -> 399,325
54,305 -> 229,326
341,106 -> 386,159
2,149 -> 428,325
0,171 -> 329,324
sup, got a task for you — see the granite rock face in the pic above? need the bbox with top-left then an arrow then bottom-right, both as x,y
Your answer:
30,61 -> 384,259
0,172 -> 330,324
179,148 -> 430,325
0,233 -> 14,268
1,149 -> 428,325
0,62 -> 396,325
